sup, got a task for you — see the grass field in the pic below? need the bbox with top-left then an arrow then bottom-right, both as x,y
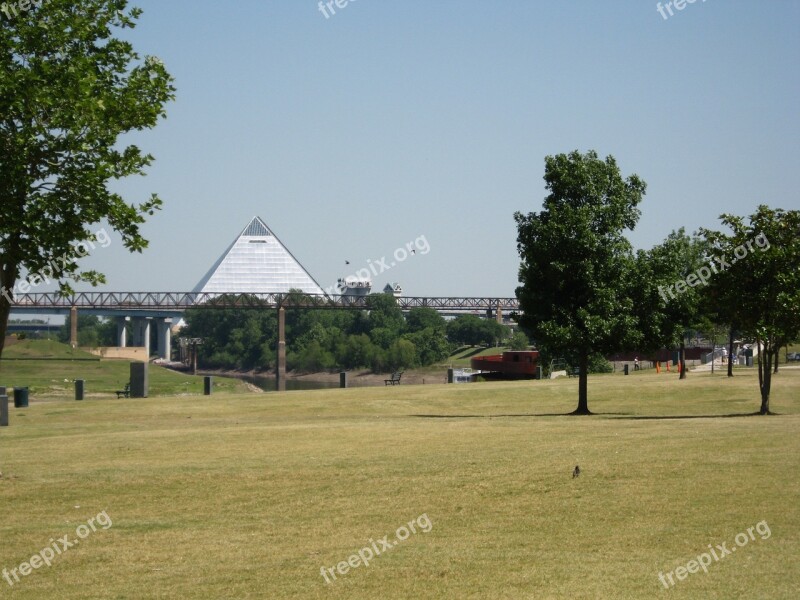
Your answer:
0,340 -> 251,399
1,368 -> 798,598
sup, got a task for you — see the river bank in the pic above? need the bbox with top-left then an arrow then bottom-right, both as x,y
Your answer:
189,367 -> 450,390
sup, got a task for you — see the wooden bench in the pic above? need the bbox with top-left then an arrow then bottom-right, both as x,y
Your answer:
384,372 -> 403,386
115,383 -> 130,398
568,367 -> 581,378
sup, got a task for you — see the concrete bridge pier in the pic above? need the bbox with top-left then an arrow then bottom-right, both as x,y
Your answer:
116,316 -> 129,347
157,318 -> 172,361
70,306 -> 78,348
276,307 -> 286,392
132,317 -> 151,360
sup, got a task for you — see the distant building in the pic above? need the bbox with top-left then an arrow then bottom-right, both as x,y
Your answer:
383,282 -> 402,298
338,276 -> 371,304
193,216 -> 324,296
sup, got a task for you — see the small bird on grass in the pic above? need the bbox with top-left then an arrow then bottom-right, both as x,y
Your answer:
572,465 -> 581,478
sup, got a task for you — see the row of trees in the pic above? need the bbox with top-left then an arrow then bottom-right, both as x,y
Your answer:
181,295 -> 520,373
516,150 -> 800,415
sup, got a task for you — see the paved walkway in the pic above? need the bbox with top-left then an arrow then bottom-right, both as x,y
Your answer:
692,360 -> 800,373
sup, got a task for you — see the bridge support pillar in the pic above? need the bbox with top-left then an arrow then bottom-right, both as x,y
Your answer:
132,318 -> 151,360
496,305 -> 503,324
70,306 -> 78,348
117,317 -> 128,348
157,319 -> 172,361
276,307 -> 286,392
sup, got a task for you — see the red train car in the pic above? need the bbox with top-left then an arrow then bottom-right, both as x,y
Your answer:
470,350 -> 540,379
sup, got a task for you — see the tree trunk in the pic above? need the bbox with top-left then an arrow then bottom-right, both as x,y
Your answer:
773,346 -> 780,374
727,328 -> 735,377
758,338 -> 771,415
0,262 -> 18,363
679,338 -> 687,380
573,348 -> 591,415
0,298 -> 10,362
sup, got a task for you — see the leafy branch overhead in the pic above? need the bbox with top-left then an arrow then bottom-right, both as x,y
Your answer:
0,0 -> 174,356
0,1 -> 174,283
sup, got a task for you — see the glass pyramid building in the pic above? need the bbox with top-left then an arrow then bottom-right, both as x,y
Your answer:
192,216 -> 325,295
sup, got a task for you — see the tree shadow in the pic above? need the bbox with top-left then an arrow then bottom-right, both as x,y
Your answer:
410,411 -> 779,420
410,411 -> 634,419
456,346 -> 494,359
608,411 -> 778,420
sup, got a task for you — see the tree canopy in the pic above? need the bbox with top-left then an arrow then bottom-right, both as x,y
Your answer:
515,150 -> 646,414
637,229 -> 709,379
701,206 -> 800,414
0,0 -> 175,358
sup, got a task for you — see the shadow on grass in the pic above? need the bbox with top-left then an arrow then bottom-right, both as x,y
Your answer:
450,346 -> 495,360
609,411 -> 778,420
410,412 -> 634,419
411,411 -> 778,419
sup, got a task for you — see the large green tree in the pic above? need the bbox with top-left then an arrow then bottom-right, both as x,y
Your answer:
515,150 -> 646,414
701,206 -> 800,414
0,0 -> 174,358
640,229 -> 708,379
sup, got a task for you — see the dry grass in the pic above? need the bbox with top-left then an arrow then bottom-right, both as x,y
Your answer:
1,369 -> 798,598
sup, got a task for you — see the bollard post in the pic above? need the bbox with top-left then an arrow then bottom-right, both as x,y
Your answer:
0,395 -> 8,426
447,368 -> 454,384
75,379 -> 85,401
624,364 -> 629,376
204,376 -> 212,396
339,372 -> 347,389
130,362 -> 149,398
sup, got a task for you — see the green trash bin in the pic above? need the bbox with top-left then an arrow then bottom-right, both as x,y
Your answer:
14,387 -> 29,408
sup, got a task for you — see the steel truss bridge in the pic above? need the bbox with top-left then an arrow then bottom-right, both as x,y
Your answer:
10,292 -> 520,392
10,292 -> 520,312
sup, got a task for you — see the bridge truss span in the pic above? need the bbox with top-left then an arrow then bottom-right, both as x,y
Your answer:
11,292 -> 520,313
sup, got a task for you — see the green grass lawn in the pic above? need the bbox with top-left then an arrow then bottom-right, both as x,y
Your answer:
0,340 -> 251,399
1,369 -> 798,598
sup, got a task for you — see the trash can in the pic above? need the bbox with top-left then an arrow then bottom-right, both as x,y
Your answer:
624,364 -> 629,376
204,376 -> 212,396
13,387 -> 29,408
75,379 -> 85,401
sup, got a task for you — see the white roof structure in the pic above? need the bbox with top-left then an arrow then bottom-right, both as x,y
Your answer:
192,216 -> 325,296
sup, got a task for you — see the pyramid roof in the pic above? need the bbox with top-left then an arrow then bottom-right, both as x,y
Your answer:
192,216 -> 325,296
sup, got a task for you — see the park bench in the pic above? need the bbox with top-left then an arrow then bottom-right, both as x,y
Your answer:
115,383 -> 130,399
384,372 -> 403,386
568,367 -> 581,378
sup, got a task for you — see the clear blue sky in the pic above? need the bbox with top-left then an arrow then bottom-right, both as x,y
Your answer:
79,0 -> 800,296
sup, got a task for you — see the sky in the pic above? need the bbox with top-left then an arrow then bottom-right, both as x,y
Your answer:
69,0 -> 800,297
